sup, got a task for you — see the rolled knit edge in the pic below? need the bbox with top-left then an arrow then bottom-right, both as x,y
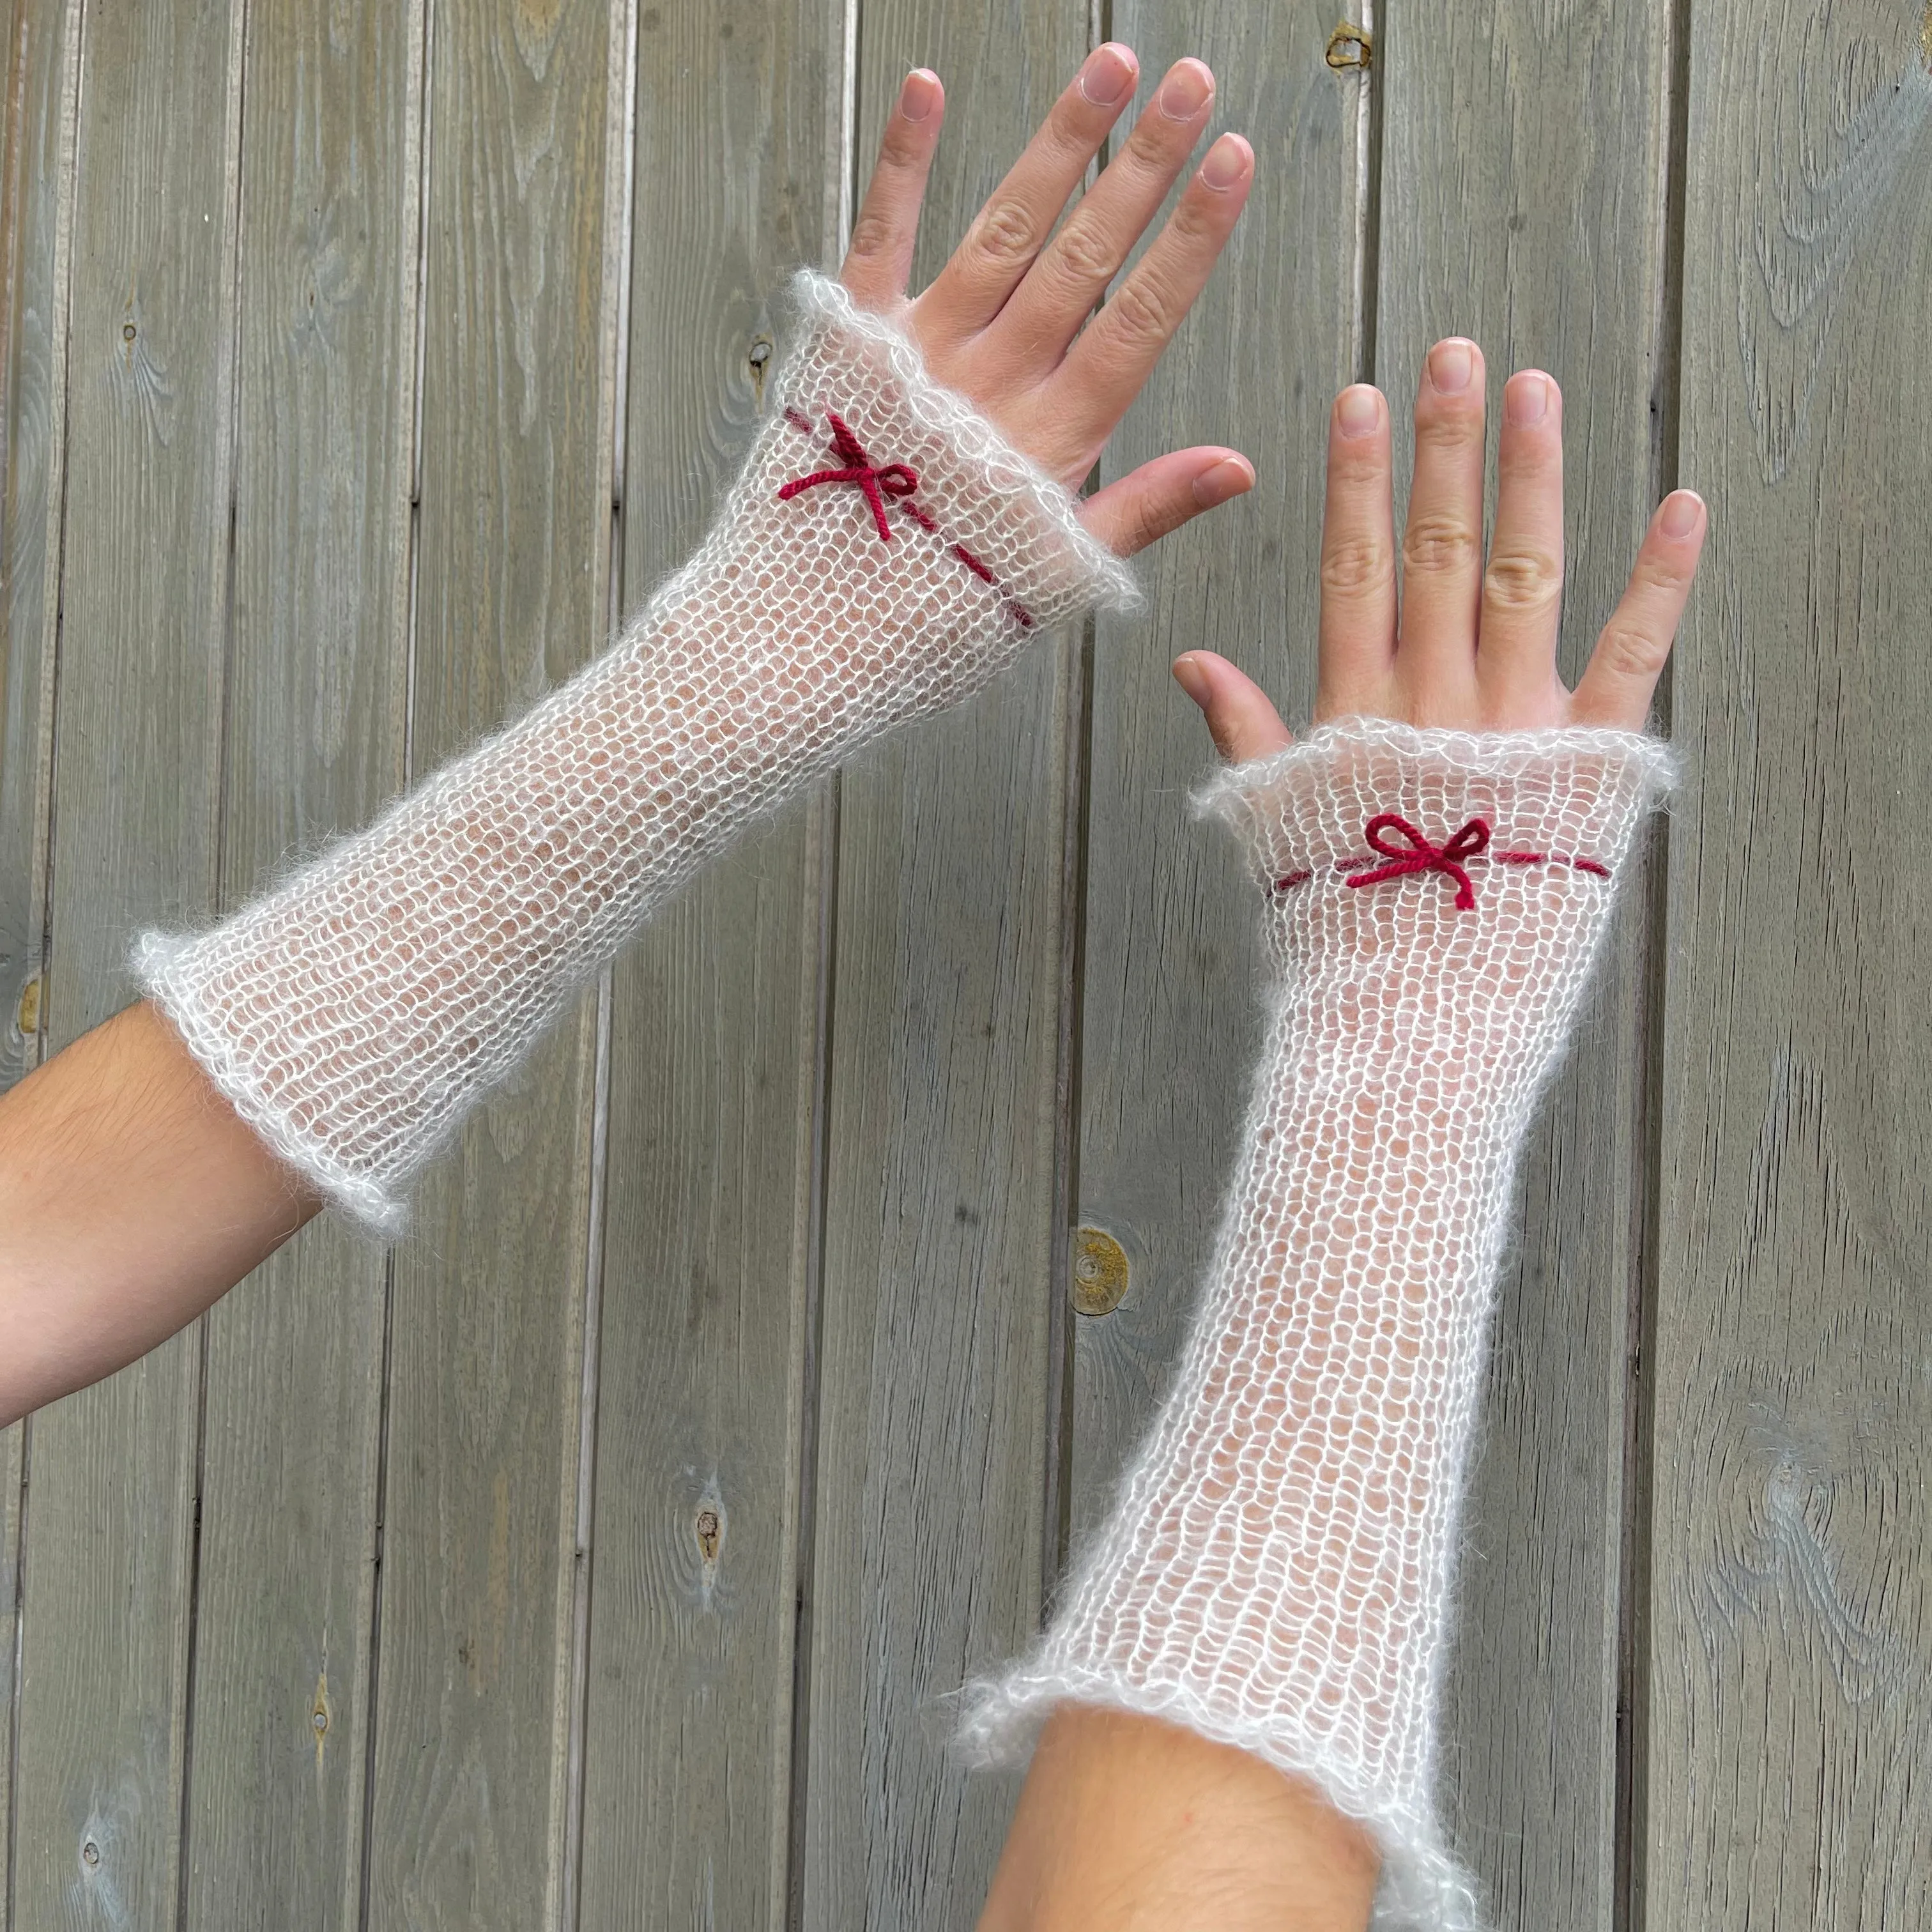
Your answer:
1191,715 -> 1679,834
788,270 -> 1141,618
132,930 -> 410,1239
954,1669 -> 1486,1932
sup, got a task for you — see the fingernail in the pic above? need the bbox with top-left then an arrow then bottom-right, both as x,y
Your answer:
1506,372 -> 1549,425
1158,57 -> 1213,120
1192,455 -> 1254,507
899,68 -> 939,121
1200,133 -> 1250,190
1661,489 -> 1703,537
1336,385 -> 1381,438
1172,653 -> 1211,706
1429,339 -> 1475,394
1080,43 -> 1136,105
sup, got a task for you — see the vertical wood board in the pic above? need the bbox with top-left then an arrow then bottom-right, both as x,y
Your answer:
1647,5 -> 1932,1923
575,0 -> 841,1924
180,2 -> 424,1926
0,0 -> 76,1095
362,0 -> 623,1926
9,0 -> 243,1925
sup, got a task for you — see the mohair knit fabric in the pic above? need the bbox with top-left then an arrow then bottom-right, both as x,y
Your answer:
958,718 -> 1675,1932
135,271 -> 1135,1233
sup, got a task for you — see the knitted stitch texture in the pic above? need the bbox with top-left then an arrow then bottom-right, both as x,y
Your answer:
958,718 -> 1675,1932
136,272 -> 1136,1232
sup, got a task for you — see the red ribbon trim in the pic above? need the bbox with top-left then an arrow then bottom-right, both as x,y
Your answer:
1268,819 -> 1613,904
1346,813 -> 1491,911
779,408 -> 1036,628
777,410 -> 919,542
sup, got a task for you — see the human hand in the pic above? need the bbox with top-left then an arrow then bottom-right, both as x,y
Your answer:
1171,343 -> 1708,756
839,49 -> 1257,558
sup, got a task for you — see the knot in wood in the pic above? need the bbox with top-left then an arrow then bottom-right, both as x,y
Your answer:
1071,1227 -> 1130,1317
1325,22 -> 1372,70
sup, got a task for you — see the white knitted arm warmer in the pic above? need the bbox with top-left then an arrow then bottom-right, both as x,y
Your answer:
960,718 -> 1674,1931
135,272 -> 1135,1232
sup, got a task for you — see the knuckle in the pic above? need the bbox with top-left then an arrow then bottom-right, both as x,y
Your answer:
1401,512 -> 1480,578
1048,217 -> 1117,288
1637,549 -> 1695,595
1104,272 -> 1174,349
1482,546 -> 1563,613
970,198 -> 1040,269
1595,620 -> 1669,682
845,208 -> 897,264
1414,394 -> 1484,447
1321,535 -> 1393,599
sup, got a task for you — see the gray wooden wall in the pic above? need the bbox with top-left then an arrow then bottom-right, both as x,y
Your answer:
3,1 -> 1929,1926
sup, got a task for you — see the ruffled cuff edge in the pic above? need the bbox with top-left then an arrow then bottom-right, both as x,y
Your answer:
1192,715 -> 1679,834
134,930 -> 410,1239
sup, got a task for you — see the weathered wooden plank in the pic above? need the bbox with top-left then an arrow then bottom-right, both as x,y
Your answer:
178,4 -> 425,1928
1368,3 -> 1680,1922
1645,6 -> 1932,1922
360,0 -> 625,1924
800,7 -> 1091,1924
573,1 -> 841,1926
0,0 -> 77,1897
0,0 -> 77,1096
8,0 -> 245,1923
1070,0 -> 1368,1559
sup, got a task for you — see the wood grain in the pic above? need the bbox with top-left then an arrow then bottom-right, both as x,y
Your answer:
1070,0 -> 1367,1567
177,4 -> 424,1927
1646,3 -> 1932,1921
799,6 -> 1091,1924
8,0 -> 243,1924
360,0 -> 623,1927
0,0 -> 75,1096
572,1 -> 840,1926
0,0 -> 75,1898
1369,3 -> 1678,1922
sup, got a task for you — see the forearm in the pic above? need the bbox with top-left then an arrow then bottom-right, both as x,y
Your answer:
980,1707 -> 1379,1932
966,719 -> 1672,1929
0,1000 -> 319,1426
0,273 -> 1131,1419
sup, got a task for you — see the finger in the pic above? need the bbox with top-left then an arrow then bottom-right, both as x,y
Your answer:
1571,489 -> 1706,729
1078,445 -> 1254,556
1476,369 -> 1566,707
919,43 -> 1140,337
1171,650 -> 1293,765
1396,338 -> 1487,691
988,58 -> 1217,372
1316,384 -> 1398,717
841,70 -> 946,309
1048,133 -> 1254,459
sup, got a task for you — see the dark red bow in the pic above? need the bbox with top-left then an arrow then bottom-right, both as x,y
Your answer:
1345,813 -> 1491,912
777,411 -> 920,542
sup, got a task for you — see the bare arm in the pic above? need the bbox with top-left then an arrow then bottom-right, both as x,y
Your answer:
0,1000 -> 319,1426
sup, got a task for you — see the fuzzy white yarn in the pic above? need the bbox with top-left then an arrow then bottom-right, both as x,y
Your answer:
135,271 -> 1136,1232
958,718 -> 1675,1931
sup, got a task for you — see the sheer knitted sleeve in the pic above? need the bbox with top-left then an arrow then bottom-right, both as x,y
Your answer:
134,272 -> 1136,1234
958,717 -> 1674,1931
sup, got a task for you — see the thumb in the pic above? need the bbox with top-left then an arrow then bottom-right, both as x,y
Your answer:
1079,447 -> 1254,557
1170,651 -> 1292,764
